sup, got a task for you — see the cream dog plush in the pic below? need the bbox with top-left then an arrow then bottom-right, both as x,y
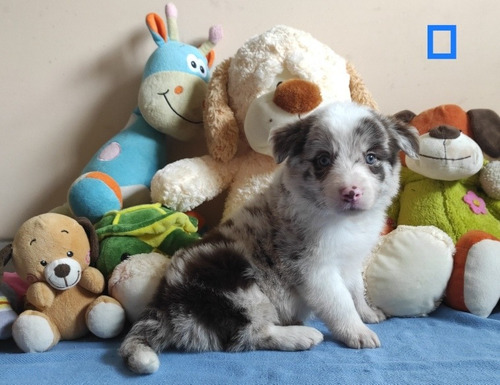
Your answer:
151,25 -> 377,220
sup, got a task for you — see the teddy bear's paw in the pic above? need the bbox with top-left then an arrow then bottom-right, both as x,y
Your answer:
12,312 -> 58,352
86,296 -> 126,338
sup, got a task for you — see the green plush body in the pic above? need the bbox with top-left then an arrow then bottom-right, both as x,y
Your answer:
389,166 -> 500,243
94,203 -> 200,278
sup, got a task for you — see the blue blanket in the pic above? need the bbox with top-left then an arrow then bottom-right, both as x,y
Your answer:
1,305 -> 499,385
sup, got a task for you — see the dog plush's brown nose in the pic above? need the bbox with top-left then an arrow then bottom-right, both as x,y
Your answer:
429,125 -> 461,139
273,79 -> 322,114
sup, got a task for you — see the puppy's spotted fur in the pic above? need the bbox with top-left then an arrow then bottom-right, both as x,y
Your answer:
120,102 -> 419,374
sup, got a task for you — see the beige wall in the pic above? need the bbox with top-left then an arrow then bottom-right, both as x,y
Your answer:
1,0 -> 499,239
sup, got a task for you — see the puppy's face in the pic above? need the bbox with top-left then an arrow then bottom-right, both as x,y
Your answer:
272,102 -> 419,213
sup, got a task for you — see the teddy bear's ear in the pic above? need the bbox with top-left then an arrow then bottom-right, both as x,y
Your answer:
467,109 -> 500,159
1,243 -> 13,267
346,62 -> 378,110
203,58 -> 240,162
75,217 -> 99,266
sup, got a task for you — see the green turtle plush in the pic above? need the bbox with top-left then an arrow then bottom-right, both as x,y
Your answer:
94,203 -> 200,278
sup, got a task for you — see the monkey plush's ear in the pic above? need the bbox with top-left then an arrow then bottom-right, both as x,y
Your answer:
75,217 -> 99,266
271,120 -> 309,164
1,244 -> 13,267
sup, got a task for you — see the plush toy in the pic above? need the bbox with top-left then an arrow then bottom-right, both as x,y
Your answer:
0,247 -> 21,339
93,203 -> 200,279
57,3 -> 222,223
365,105 -> 500,318
7,213 -> 126,352
364,225 -> 455,317
151,25 -> 378,221
108,252 -> 170,322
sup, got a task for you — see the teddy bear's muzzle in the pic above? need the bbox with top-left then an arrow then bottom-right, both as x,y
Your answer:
43,258 -> 82,290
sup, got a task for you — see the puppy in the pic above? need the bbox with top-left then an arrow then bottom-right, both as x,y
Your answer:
120,102 -> 419,374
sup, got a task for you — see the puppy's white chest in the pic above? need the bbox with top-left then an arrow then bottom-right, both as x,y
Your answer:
314,218 -> 378,267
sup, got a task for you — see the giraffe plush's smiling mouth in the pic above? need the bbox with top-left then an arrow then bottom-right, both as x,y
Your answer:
158,90 -> 203,124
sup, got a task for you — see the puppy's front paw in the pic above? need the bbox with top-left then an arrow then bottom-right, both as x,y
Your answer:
359,306 -> 387,324
343,326 -> 381,349
263,325 -> 324,351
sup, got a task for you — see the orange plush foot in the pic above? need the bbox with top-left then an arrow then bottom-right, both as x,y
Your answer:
446,230 -> 500,317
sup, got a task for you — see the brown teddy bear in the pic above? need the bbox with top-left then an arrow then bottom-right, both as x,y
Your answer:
6,213 -> 125,352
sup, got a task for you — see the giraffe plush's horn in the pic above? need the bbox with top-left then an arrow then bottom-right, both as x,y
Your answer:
199,25 -> 223,56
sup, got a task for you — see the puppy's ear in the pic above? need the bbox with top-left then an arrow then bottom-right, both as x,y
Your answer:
271,120 -> 309,164
389,119 -> 420,159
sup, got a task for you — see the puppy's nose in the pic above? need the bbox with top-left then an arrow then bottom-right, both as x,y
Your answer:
341,186 -> 363,203
273,79 -> 322,114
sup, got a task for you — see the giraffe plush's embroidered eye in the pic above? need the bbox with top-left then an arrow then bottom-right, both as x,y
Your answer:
186,54 -> 208,78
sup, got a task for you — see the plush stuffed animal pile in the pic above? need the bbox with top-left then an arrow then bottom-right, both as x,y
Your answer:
364,105 -> 500,318
57,3 -> 222,223
151,25 -> 378,221
106,24 -> 379,321
7,213 -> 126,352
0,250 -> 19,339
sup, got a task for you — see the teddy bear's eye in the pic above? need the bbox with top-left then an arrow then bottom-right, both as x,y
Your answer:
40,260 -> 47,266
67,251 -> 74,258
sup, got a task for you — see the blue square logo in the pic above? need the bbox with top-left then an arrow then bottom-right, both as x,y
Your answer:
427,25 -> 457,59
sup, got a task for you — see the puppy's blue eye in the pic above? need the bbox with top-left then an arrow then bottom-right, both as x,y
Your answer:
365,153 -> 377,165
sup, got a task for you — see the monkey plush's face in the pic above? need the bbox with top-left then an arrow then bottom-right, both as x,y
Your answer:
12,214 -> 91,289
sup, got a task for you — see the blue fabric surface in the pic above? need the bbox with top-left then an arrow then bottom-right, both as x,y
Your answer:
1,305 -> 499,385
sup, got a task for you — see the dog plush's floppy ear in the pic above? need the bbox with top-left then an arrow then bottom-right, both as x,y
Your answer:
389,118 -> 420,159
271,120 -> 309,164
203,58 -> 240,162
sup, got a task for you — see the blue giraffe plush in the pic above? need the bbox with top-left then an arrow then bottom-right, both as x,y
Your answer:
66,3 -> 222,223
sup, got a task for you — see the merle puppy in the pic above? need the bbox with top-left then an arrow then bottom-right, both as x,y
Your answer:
120,102 -> 419,374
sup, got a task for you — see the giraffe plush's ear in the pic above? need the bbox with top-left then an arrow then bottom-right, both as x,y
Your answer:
146,13 -> 167,45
